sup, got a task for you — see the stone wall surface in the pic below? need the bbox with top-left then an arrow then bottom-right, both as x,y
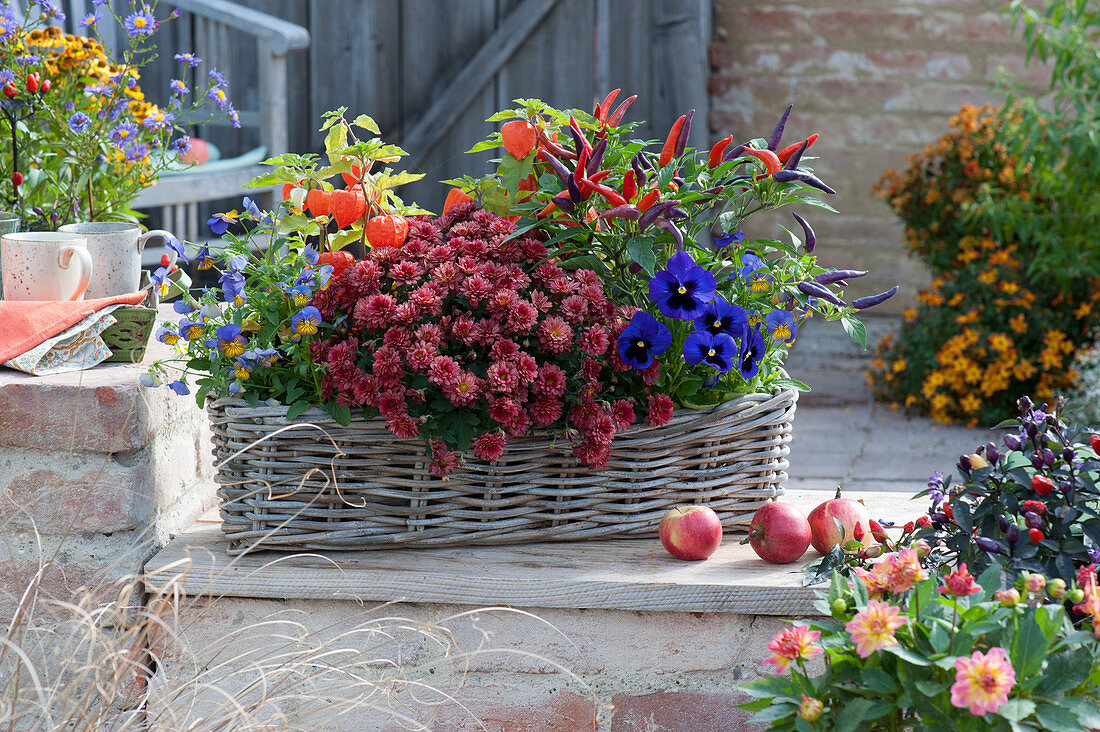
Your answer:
708,0 -> 1047,313
0,333 -> 215,620
150,596 -> 790,731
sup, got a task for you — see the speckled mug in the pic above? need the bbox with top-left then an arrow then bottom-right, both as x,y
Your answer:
1,231 -> 92,301
59,223 -> 174,299
0,211 -> 20,301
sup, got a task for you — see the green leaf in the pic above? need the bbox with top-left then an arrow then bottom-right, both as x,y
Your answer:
840,316 -> 867,349
803,543 -> 844,586
467,138 -> 502,154
861,668 -> 898,694
884,646 -> 932,666
749,703 -> 798,724
558,254 -> 604,271
996,698 -> 1036,723
1061,698 -> 1100,728
624,235 -> 658,276
285,401 -> 310,421
833,698 -> 872,732
914,679 -> 947,697
737,675 -> 796,699
1035,647 -> 1094,696
1033,703 -> 1081,731
733,697 -> 772,713
1010,615 -> 1047,681
352,114 -> 380,134
325,402 -> 352,427
772,377 -> 810,392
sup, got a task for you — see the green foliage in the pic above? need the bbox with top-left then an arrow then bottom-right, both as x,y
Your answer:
738,563 -> 1100,730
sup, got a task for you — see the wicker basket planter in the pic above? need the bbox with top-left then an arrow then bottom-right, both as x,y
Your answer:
210,388 -> 797,554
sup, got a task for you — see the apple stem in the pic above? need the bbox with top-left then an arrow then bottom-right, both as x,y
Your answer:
834,485 -> 842,500
740,528 -> 761,545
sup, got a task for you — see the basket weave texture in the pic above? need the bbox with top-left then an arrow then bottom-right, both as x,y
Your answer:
210,388 -> 797,554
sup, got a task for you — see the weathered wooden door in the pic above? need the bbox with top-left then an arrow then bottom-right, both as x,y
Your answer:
306,0 -> 711,210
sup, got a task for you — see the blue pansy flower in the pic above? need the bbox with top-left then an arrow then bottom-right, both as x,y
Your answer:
167,380 -> 189,396
165,236 -> 188,264
765,310 -> 798,347
155,326 -> 179,345
302,245 -> 319,265
315,264 -> 335,288
207,211 -> 238,235
233,357 -> 253,381
255,348 -> 280,366
172,300 -> 196,315
738,323 -> 766,380
291,306 -> 322,339
193,245 -> 214,270
713,230 -> 745,249
151,267 -> 171,297
683,331 -> 738,373
735,252 -> 765,278
242,197 -> 261,218
178,319 -> 204,341
216,324 -> 247,358
288,285 -> 312,307
616,311 -> 672,370
648,251 -> 716,321
693,294 -> 748,339
200,302 -> 222,321
139,372 -> 162,388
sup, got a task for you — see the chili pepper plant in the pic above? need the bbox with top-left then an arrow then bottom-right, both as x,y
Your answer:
912,395 -> 1100,588
739,554 -> 1100,731
446,94 -> 898,408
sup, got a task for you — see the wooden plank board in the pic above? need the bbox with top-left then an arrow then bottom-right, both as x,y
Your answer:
147,488 -> 924,616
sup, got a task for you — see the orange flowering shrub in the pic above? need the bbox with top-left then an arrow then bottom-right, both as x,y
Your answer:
870,105 -> 1099,426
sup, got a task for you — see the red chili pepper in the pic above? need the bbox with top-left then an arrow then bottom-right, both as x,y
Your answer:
1028,528 -> 1044,544
11,171 -> 22,186
658,115 -> 686,167
587,170 -> 612,185
637,189 -> 659,211
568,116 -> 592,156
25,72 -> 39,94
622,169 -> 637,200
39,79 -> 49,93
588,182 -> 627,208
605,95 -> 637,127
536,199 -> 558,218
536,126 -> 577,160
708,135 -> 733,168
574,147 -> 588,184
1032,474 -> 1054,496
596,88 -> 620,122
2,83 -> 16,98
777,134 -> 819,163
744,147 -> 782,175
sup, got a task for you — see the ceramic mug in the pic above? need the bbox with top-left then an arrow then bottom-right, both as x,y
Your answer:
58,222 -> 175,299
0,211 -> 21,301
1,231 -> 93,301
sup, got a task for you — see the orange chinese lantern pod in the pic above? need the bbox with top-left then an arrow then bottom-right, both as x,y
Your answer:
501,119 -> 536,159
282,183 -> 295,200
305,188 -> 332,217
365,214 -> 409,248
331,189 -> 367,228
318,250 -> 355,277
341,165 -> 362,187
443,187 -> 473,215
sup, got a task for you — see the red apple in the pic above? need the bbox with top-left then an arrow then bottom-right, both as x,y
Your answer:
659,506 -> 723,560
180,137 -> 210,165
807,487 -> 875,554
745,502 -> 812,564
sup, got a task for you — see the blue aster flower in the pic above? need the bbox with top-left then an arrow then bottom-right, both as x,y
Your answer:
216,324 -> 247,358
765,310 -> 798,347
713,230 -> 745,248
169,78 -> 187,96
207,86 -> 230,110
616,311 -> 672,370
142,110 -> 174,130
738,323 -> 766,380
683,331 -> 738,373
167,379 -> 189,395
110,121 -> 139,145
124,10 -> 157,36
0,70 -> 14,87
648,251 -> 716,321
291,306 -> 322,339
172,136 -> 192,156
226,105 -> 241,129
80,11 -> 98,26
174,52 -> 201,67
36,1 -> 64,21
693,294 -> 747,339
67,112 -> 91,133
123,141 -> 148,162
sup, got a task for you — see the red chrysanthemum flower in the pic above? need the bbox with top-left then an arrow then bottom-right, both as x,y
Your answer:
646,394 -> 674,427
473,431 -> 507,462
538,316 -> 573,354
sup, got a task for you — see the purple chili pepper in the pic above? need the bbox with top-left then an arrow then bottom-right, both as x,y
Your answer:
674,109 -> 694,156
722,143 -> 746,162
767,104 -> 793,151
797,280 -> 846,307
551,194 -> 575,214
586,137 -> 607,176
852,285 -> 899,309
566,175 -> 582,203
671,175 -> 686,187
784,139 -> 809,171
815,269 -> 868,285
792,212 -> 816,253
598,204 -> 641,220
1004,523 -> 1020,544
653,217 -> 683,249
975,537 -> 1003,555
664,206 -> 688,221
639,153 -> 657,172
773,169 -> 837,194
631,154 -> 648,187
702,185 -> 725,195
1004,433 -> 1022,451
541,150 -> 572,186
1024,512 -> 1043,530
638,200 -> 681,230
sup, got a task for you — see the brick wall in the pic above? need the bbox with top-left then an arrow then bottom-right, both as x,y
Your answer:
708,0 -> 1046,314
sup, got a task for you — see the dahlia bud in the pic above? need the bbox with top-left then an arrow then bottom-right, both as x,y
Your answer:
831,598 -> 848,615
912,538 -> 931,557
1025,573 -> 1047,594
798,695 -> 824,723
995,588 -> 1021,607
1068,588 -> 1086,604
1048,578 -> 1067,599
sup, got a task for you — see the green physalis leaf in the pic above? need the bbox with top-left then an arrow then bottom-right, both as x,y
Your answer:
352,114 -> 380,134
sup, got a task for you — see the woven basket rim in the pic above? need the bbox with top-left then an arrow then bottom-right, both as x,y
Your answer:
207,387 -> 798,433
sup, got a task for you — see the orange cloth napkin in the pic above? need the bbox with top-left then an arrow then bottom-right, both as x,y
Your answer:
0,291 -> 148,363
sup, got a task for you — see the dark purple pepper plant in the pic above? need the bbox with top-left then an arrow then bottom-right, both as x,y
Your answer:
915,396 -> 1100,587
448,96 -> 898,407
